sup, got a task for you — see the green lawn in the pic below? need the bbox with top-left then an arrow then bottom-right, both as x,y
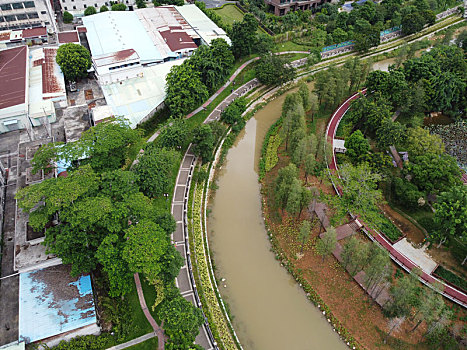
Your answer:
127,284 -> 154,338
212,4 -> 244,27
126,337 -> 159,350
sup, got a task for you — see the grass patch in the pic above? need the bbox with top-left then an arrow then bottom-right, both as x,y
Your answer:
212,4 -> 244,27
127,284 -> 154,337
126,337 -> 159,350
140,275 -> 163,324
273,40 -> 311,52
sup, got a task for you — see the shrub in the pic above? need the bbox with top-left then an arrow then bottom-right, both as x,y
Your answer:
111,3 -> 126,10
100,5 -> 109,11
63,11 -> 73,23
434,266 -> 467,292
84,6 -> 96,15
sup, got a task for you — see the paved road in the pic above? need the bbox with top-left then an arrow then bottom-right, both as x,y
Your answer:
325,91 -> 467,309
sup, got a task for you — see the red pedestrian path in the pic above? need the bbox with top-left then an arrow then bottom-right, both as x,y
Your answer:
325,91 -> 467,308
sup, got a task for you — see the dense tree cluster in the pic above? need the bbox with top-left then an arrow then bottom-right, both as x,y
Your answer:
165,38 -> 234,117
17,118 -> 204,348
255,54 -> 296,86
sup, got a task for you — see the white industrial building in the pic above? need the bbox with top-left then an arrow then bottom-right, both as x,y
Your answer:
82,4 -> 230,127
0,45 -> 66,133
0,0 -> 56,32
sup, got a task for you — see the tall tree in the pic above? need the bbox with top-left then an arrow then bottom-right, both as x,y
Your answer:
405,153 -> 461,194
275,163 -> 299,210
255,54 -> 296,86
133,145 -> 181,198
432,186 -> 467,250
158,295 -> 204,350
56,43 -> 91,81
123,220 -> 169,281
333,163 -> 383,227
165,62 -> 209,117
316,226 -> 337,262
405,126 -> 444,157
96,234 -> 134,297
231,13 -> 258,58
344,130 -> 370,163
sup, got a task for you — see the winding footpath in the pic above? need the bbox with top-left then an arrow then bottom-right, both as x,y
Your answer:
325,91 -> 467,309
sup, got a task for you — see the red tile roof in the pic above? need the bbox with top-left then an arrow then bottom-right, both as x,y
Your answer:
58,31 -> 79,44
160,28 -> 197,52
77,26 -> 87,33
42,48 -> 63,95
0,46 -> 27,109
22,27 -> 47,39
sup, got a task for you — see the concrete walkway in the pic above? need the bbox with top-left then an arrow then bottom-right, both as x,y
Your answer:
107,333 -> 156,350
325,91 -> 467,309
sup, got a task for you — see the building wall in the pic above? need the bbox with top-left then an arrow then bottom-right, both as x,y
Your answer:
0,0 -> 55,32
61,0 -> 135,15
264,0 -> 328,16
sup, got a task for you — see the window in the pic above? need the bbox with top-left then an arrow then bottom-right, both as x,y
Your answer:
0,3 -> 12,10
73,5 -> 76,8
12,2 -> 23,9
64,6 -> 67,10
94,3 -> 97,6
0,17 -> 4,22
23,1 -> 35,7
16,13 -> 27,19
40,10 -> 46,14
28,12 -> 39,18
83,4 -> 86,7
4,15 -> 17,22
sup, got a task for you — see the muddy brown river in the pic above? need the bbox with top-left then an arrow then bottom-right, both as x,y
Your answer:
207,91 -> 347,350
206,56 -> 402,349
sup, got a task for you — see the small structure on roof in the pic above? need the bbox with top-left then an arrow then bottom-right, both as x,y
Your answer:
19,264 -> 99,347
58,31 -> 80,45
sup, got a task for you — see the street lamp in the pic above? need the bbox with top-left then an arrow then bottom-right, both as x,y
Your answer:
164,193 -> 169,209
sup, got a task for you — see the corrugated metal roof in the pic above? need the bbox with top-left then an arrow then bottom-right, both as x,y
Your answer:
101,59 -> 184,127
94,49 -> 140,67
175,4 -> 231,45
0,46 -> 27,110
19,265 -> 97,344
83,11 -> 163,63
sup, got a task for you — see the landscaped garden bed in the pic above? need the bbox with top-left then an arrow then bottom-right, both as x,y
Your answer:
433,265 -> 467,294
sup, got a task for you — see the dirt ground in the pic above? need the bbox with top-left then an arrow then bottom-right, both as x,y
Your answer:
380,204 -> 426,245
262,170 -> 432,349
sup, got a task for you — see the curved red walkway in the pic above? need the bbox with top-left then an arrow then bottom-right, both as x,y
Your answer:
134,273 -> 165,350
325,91 -> 467,309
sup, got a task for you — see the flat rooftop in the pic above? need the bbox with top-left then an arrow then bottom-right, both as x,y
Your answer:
19,264 -> 97,344
58,31 -> 80,44
101,59 -> 185,127
175,4 -> 231,45
83,11 -> 163,64
0,46 -> 27,110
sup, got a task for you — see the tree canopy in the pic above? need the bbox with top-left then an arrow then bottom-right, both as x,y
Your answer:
56,43 -> 91,81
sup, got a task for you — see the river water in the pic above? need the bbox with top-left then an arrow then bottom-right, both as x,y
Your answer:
206,58 -> 401,350
207,92 -> 346,350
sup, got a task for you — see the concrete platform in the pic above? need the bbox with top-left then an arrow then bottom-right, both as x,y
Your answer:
393,238 -> 438,274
